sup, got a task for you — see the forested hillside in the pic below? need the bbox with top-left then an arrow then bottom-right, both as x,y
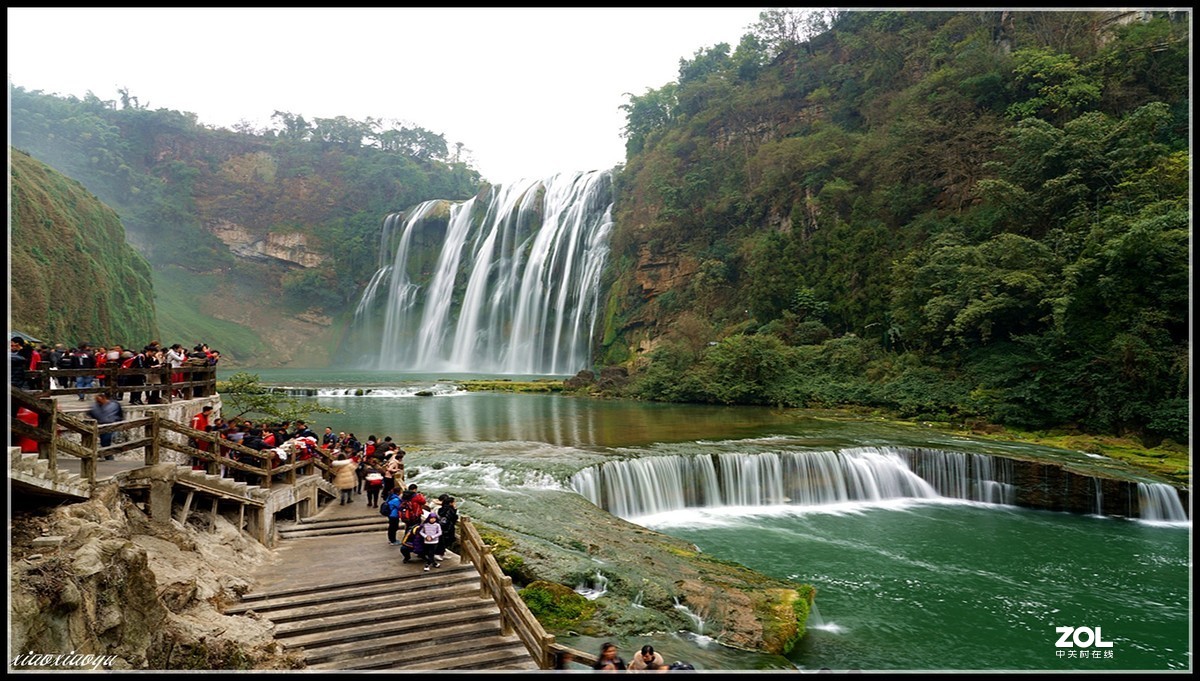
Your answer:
604,10 -> 1189,444
7,10 -> 1189,445
9,87 -> 482,365
10,148 -> 158,345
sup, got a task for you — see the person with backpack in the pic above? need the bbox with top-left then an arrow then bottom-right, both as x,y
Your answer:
398,484 -> 427,534
398,521 -> 426,564
381,488 -> 402,545
363,459 -> 385,507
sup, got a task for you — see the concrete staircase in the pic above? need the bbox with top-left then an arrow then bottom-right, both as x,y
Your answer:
8,448 -> 91,499
229,504 -> 538,670
169,464 -> 271,505
275,506 -> 387,539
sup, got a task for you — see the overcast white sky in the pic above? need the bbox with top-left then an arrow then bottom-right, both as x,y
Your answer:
8,7 -> 767,185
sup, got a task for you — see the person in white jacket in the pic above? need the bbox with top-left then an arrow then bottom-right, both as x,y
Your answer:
418,512 -> 442,571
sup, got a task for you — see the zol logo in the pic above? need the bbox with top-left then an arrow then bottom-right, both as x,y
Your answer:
1055,626 -> 1114,648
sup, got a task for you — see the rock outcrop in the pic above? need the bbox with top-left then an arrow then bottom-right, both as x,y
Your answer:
9,482 -> 303,670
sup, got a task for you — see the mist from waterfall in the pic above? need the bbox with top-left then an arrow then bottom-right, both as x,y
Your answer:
352,170 -> 615,374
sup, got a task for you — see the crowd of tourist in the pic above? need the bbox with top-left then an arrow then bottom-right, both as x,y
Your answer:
9,335 -> 220,402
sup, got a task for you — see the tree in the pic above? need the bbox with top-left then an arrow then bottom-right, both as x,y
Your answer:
218,372 -> 343,423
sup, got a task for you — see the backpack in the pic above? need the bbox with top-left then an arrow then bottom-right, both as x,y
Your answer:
399,497 -> 423,524
380,496 -> 393,517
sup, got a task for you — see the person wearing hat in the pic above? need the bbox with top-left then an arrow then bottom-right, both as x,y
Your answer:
627,644 -> 665,671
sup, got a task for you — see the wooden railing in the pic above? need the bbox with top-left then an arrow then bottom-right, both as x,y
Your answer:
456,516 -> 599,670
10,386 -> 334,489
23,363 -> 218,403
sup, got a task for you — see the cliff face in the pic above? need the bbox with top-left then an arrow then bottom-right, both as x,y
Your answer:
9,148 -> 158,346
9,482 -> 302,670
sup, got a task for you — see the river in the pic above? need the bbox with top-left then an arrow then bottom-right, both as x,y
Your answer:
225,368 -> 1191,671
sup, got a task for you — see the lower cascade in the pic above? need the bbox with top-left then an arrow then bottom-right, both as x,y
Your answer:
569,446 -> 1186,522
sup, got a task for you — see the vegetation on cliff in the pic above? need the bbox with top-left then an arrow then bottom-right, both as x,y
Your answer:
9,86 -> 483,364
605,10 -> 1190,446
9,147 -> 158,345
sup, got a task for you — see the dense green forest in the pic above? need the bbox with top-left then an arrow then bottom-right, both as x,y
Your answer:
7,10 -> 1190,448
603,10 -> 1190,445
10,148 -> 158,344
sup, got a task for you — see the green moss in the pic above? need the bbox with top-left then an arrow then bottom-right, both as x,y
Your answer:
519,580 -> 597,629
458,380 -> 563,393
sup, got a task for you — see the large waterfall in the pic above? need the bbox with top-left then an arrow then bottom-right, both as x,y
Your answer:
352,170 -> 615,374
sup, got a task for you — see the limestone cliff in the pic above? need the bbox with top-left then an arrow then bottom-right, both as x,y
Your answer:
8,483 -> 302,670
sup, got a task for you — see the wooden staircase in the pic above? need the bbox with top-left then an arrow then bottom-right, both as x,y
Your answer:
228,504 -> 538,670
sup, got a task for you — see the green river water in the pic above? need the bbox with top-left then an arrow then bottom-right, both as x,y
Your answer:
227,368 -> 1191,672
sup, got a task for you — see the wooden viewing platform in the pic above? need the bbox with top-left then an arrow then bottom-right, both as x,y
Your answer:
8,385 -> 597,670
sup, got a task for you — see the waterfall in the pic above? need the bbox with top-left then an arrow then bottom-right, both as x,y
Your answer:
575,570 -> 609,600
673,598 -> 705,635
570,446 -> 1017,518
352,170 -> 615,374
1136,482 -> 1188,522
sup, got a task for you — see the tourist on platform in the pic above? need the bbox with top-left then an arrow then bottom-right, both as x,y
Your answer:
382,448 -> 403,496
190,405 -> 213,469
10,337 -> 30,390
293,420 -> 316,440
418,511 -> 442,571
72,344 -> 96,400
166,343 -> 187,398
121,347 -> 149,405
88,393 -> 124,451
436,495 -> 459,562
354,449 -> 368,494
49,343 -> 68,390
92,346 -> 108,390
322,427 -> 336,450
627,645 -> 665,671
331,452 -> 357,505
364,459 -> 385,507
400,483 -> 428,534
382,488 -> 402,545
593,642 -> 626,671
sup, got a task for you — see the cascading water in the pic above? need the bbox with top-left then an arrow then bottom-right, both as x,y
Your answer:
351,170 -> 615,374
569,446 -> 1016,518
1137,482 -> 1189,522
571,446 -> 1188,523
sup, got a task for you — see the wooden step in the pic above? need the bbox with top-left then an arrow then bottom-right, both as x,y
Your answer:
303,618 -> 506,667
279,600 -> 501,651
235,564 -> 474,605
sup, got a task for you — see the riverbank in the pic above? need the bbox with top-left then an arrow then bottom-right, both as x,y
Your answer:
456,376 -> 1191,487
